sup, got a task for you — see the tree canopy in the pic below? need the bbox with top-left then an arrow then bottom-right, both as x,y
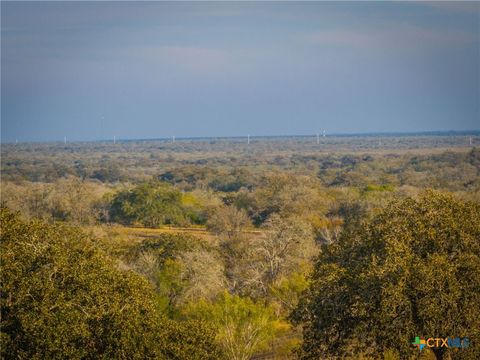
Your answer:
0,208 -> 222,359
110,181 -> 188,227
292,191 -> 480,360
183,291 -> 287,360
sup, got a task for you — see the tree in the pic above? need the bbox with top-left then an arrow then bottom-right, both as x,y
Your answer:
247,214 -> 316,295
214,214 -> 316,298
157,318 -> 224,360
0,208 -> 223,359
207,205 -> 251,240
0,178 -> 109,225
206,205 -> 252,294
249,173 -> 327,225
183,291 -> 286,360
109,181 -> 187,227
269,269 -> 311,314
292,191 -> 480,360
91,162 -> 123,183
309,215 -> 343,244
127,233 -> 225,312
45,177 -> 105,224
179,249 -> 226,303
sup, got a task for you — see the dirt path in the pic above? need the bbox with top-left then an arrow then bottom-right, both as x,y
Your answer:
112,225 -> 263,240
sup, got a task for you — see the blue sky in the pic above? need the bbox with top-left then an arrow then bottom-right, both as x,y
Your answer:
1,1 -> 479,142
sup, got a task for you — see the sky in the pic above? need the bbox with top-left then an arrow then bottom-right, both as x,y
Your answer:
1,1 -> 479,142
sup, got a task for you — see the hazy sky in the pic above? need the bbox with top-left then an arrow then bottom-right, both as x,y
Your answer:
1,1 -> 479,142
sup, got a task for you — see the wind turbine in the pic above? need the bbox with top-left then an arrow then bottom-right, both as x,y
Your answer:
100,115 -> 105,139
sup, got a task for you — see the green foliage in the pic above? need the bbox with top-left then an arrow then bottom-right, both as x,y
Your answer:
91,162 -> 124,183
293,191 -> 480,359
0,208 -> 224,359
309,215 -> 343,244
0,207 -> 160,358
159,167 -> 254,193
127,233 -> 225,312
383,348 -> 400,360
180,191 -> 206,223
157,318 -> 224,360
269,270 -> 311,314
362,183 -> 395,193
154,258 -> 186,314
110,181 -> 192,227
183,291 -> 286,360
248,173 -> 327,225
133,232 -> 201,261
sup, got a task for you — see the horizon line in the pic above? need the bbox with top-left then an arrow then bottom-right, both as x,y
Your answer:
2,129 -> 480,145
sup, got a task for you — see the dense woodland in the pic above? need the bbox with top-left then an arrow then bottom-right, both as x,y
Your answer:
1,135 -> 479,359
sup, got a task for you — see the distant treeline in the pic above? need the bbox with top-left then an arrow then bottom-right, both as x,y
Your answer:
1,139 -> 479,192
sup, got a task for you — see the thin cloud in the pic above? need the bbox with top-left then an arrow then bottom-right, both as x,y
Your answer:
419,2 -> 480,14
305,30 -> 374,48
305,23 -> 477,50
134,46 -> 232,73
